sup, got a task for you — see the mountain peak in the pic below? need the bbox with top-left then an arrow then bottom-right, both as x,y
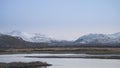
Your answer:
75,32 -> 120,44
7,31 -> 52,43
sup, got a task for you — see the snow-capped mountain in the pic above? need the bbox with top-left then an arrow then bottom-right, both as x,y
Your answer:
4,31 -> 120,45
6,31 -> 52,43
108,32 -> 120,39
75,32 -> 120,44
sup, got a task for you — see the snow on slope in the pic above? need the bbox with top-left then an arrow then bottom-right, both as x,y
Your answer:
108,32 -> 120,38
5,31 -> 120,44
76,32 -> 120,44
7,31 -> 52,43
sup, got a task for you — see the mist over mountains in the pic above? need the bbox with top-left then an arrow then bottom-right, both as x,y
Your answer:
0,31 -> 120,48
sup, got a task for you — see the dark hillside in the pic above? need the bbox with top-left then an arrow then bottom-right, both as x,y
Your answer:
0,34 -> 48,49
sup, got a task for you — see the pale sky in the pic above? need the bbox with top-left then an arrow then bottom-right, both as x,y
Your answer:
0,0 -> 120,40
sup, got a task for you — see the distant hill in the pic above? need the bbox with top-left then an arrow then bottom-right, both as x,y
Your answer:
0,34 -> 48,49
7,31 -> 52,43
75,32 -> 120,45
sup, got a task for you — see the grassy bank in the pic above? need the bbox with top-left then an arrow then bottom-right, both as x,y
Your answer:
25,55 -> 120,59
0,47 -> 120,54
0,61 -> 51,68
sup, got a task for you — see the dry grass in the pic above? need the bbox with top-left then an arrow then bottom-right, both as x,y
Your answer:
0,61 -> 51,68
0,47 -> 120,54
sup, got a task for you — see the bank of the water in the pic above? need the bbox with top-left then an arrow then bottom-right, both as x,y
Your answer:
0,61 -> 51,68
25,55 -> 120,59
0,47 -> 120,54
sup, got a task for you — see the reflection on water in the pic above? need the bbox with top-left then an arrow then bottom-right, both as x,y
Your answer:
0,54 -> 120,68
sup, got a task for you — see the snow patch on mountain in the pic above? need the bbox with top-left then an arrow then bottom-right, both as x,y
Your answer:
7,31 -> 52,43
108,32 -> 120,38
76,32 -> 120,44
4,31 -> 120,44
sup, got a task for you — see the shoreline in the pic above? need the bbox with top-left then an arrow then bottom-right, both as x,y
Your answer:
0,47 -> 120,54
25,55 -> 120,59
0,61 -> 52,68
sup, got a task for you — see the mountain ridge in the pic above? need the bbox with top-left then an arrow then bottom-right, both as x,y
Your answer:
6,31 -> 52,43
75,32 -> 120,44
0,31 -> 120,47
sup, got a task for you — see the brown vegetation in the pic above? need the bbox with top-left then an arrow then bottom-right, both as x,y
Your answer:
0,47 -> 120,54
0,61 -> 51,68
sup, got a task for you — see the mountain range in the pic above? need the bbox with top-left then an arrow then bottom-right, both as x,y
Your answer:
0,31 -> 120,48
6,31 -> 120,44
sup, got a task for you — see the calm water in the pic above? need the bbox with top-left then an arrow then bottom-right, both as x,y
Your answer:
0,54 -> 120,68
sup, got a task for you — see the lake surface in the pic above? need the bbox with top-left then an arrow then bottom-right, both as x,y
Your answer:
0,54 -> 120,68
